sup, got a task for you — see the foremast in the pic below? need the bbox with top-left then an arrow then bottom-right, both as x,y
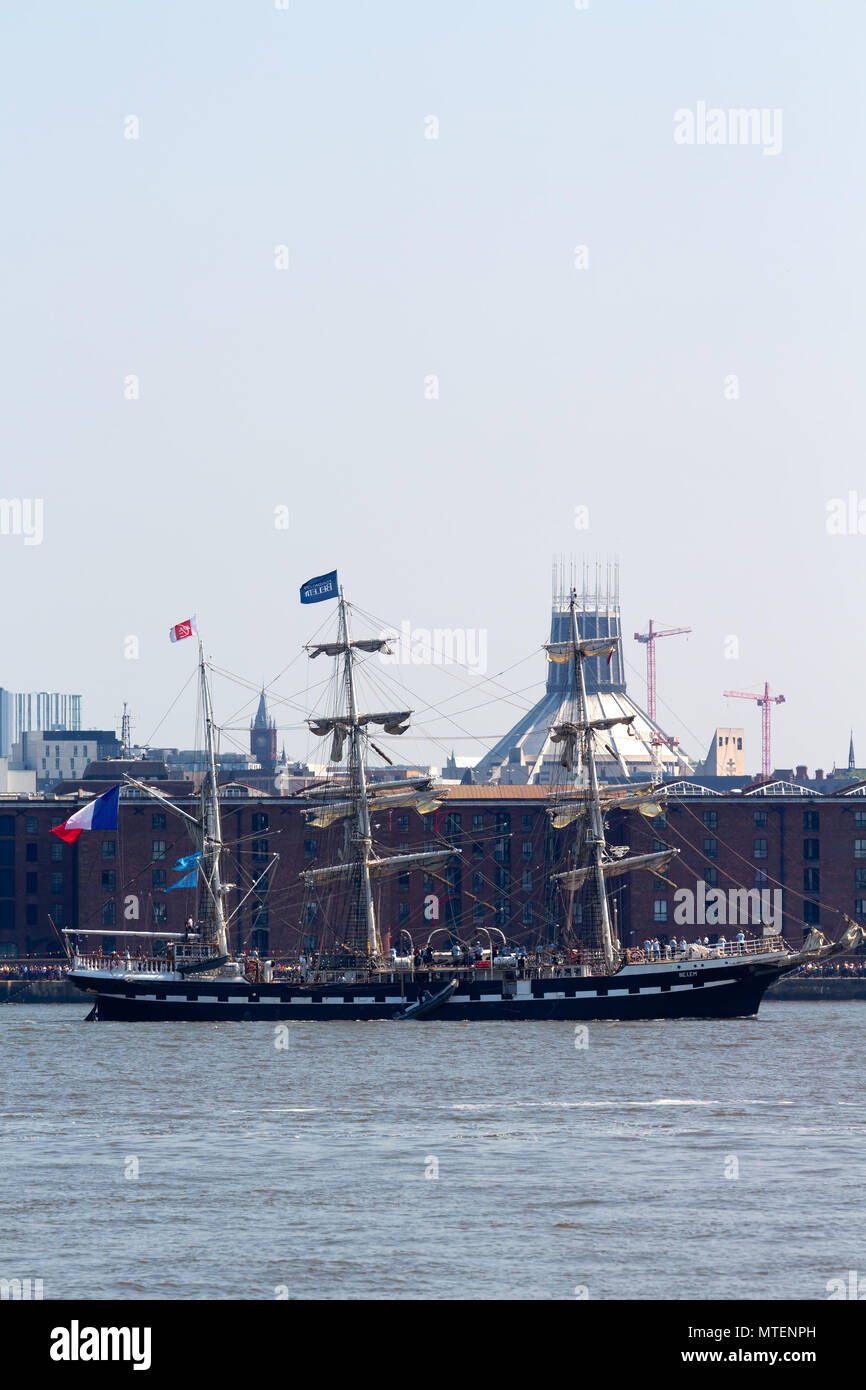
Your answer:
197,640 -> 230,957
121,639 -> 230,960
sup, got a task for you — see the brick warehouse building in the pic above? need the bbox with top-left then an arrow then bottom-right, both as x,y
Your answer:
624,780 -> 866,949
3,778 -> 866,959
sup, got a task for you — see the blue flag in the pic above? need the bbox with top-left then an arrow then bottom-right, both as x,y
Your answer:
300,570 -> 338,604
172,852 -> 201,872
166,868 -> 197,892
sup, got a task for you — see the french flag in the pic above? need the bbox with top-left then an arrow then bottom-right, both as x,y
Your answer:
50,785 -> 120,845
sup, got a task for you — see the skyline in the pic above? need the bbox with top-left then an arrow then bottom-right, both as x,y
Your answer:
1,571 -> 858,781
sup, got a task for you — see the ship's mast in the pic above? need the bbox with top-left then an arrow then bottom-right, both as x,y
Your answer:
198,640 -> 229,957
569,591 -> 617,972
339,593 -> 381,958
301,589 -> 457,960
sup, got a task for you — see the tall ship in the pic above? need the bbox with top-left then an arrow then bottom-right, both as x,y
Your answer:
68,578 -> 861,1021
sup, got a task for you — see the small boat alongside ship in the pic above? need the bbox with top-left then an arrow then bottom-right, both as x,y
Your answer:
67,581 -> 862,1022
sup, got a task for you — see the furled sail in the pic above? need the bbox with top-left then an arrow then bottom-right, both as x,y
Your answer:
300,776 -> 435,799
303,847 -> 458,887
549,715 -> 636,771
358,711 -> 412,734
307,717 -> 349,762
551,847 -> 678,891
304,789 -> 443,827
545,638 -> 618,664
549,722 -> 578,770
548,785 -> 665,828
834,919 -> 866,953
306,638 -> 393,658
307,711 -> 412,760
802,928 -> 829,955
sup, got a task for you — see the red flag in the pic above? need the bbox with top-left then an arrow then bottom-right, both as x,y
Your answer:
169,616 -> 198,643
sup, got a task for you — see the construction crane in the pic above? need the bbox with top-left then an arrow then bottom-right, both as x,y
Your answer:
634,619 -> 691,723
722,682 -> 786,781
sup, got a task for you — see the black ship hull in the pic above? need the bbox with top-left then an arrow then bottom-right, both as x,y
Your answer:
70,954 -> 797,1023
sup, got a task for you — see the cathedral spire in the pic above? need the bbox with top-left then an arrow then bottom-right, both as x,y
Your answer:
849,729 -> 856,772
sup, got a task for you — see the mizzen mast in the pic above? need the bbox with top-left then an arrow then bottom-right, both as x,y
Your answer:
546,590 -> 678,971
569,591 -> 617,971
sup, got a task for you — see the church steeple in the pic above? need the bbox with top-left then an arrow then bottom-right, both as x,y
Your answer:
253,688 -> 270,730
849,730 -> 856,772
250,688 -> 277,769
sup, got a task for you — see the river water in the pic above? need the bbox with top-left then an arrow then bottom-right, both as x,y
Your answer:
1,1002 -> 862,1300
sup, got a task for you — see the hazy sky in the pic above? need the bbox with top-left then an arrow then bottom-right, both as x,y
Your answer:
2,1 -> 864,775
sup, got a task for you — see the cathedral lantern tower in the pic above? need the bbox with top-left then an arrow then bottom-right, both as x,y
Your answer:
474,559 -> 694,785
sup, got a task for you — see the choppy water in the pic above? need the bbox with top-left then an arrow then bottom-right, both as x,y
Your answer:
1,1002 -> 863,1300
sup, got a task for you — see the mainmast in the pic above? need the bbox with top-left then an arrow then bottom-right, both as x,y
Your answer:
339,592 -> 380,958
197,641 -> 229,957
300,583 -> 458,960
569,591 -> 617,972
